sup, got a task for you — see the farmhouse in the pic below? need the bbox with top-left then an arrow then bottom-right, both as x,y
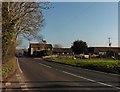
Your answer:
28,43 -> 52,55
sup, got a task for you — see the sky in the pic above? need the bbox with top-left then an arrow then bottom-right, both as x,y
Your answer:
3,0 -> 119,2
18,2 -> 118,49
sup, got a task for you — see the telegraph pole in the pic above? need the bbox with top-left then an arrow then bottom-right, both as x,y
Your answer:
108,37 -> 115,59
108,37 -> 111,51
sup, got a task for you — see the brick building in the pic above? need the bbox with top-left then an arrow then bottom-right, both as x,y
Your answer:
28,43 -> 52,55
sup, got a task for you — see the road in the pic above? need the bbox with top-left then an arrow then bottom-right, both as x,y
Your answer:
2,57 -> 120,92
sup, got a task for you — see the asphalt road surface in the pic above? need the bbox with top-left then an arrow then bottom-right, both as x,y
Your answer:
2,57 -> 120,92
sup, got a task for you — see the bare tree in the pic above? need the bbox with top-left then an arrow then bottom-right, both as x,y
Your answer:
16,39 -> 22,47
54,44 -> 62,48
2,2 -> 50,63
7,2 -> 45,39
36,35 -> 44,43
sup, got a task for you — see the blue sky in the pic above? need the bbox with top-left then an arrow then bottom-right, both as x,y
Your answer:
19,2 -> 118,49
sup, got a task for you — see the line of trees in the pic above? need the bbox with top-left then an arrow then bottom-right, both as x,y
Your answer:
2,2 -> 50,63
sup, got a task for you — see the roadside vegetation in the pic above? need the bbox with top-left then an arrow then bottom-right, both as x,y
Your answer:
2,57 -> 16,80
46,58 -> 120,74
2,2 -> 50,80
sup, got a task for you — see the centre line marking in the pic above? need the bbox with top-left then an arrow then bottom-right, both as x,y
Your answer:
62,71 -> 120,90
39,63 -> 52,68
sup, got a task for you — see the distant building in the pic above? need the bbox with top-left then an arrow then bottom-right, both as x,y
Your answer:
28,43 -> 52,55
53,48 -> 73,55
88,47 -> 120,54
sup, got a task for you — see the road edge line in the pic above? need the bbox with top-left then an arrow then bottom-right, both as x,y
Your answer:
17,58 -> 23,73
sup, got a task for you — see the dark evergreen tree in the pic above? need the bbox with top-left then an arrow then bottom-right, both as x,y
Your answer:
71,40 -> 88,55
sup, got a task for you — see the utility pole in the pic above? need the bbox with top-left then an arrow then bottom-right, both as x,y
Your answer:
108,37 -> 111,51
108,37 -> 115,59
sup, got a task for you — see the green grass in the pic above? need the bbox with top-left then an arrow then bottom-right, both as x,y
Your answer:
2,57 -> 17,80
46,58 -> 120,74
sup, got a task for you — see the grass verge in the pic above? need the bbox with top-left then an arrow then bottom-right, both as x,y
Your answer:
46,58 -> 120,74
2,57 -> 17,80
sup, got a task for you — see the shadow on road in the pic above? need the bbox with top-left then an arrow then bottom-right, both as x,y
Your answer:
2,81 -> 119,92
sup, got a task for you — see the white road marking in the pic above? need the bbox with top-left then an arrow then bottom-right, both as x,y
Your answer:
5,83 -> 11,86
78,67 -> 120,77
22,88 -> 29,90
39,62 -> 120,90
16,74 -> 20,77
17,58 -> 23,73
16,59 -> 29,90
21,85 -> 29,90
97,82 -> 120,90
19,81 -> 29,91
62,71 -> 95,82
17,77 -> 22,80
21,85 -> 27,88
39,63 -> 52,68
65,64 -> 120,77
62,71 -> 120,90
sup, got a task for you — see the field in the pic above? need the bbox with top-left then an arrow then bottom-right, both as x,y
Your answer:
46,58 -> 120,74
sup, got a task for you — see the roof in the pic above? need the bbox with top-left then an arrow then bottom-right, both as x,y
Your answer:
29,43 -> 52,48
89,47 -> 120,53
53,48 -> 73,53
